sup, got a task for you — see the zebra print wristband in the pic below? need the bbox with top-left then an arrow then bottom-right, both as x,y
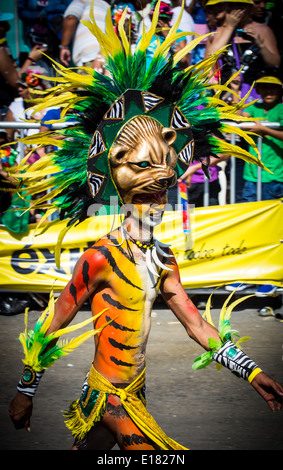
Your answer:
17,365 -> 44,398
212,340 -> 260,380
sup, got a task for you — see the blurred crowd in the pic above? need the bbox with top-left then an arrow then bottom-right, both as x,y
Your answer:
0,0 -> 283,233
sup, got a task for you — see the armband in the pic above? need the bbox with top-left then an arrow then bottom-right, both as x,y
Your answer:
212,340 -> 260,380
192,288 -> 263,382
17,366 -> 44,397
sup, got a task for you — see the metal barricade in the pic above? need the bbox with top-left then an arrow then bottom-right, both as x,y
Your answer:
1,121 -> 70,161
204,121 -> 282,206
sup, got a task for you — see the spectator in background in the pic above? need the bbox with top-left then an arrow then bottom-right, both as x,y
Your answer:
241,76 -> 283,203
1,65 -> 52,230
204,0 -> 281,204
138,0 -> 192,70
0,12 -> 18,117
59,0 -> 110,68
263,1 -> 283,77
184,154 -> 231,207
227,75 -> 283,298
204,0 -> 281,100
0,131 -> 17,223
4,65 -> 51,158
171,0 -> 195,39
226,75 -> 283,297
250,2 -> 283,76
138,0 -> 194,63
0,11 -> 48,118
251,0 -> 270,24
185,0 -> 210,65
18,0 -> 73,70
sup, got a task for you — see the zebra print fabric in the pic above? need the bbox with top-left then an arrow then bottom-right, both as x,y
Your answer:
212,340 -> 258,380
17,366 -> 45,397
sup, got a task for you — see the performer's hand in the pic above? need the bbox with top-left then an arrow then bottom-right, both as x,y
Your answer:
250,371 -> 283,411
9,392 -> 33,431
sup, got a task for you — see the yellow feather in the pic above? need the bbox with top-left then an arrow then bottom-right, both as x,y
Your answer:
49,308 -> 109,340
118,7 -> 131,56
185,46 -> 227,76
222,295 -> 255,325
220,123 -> 261,160
56,320 -> 112,354
137,0 -> 160,52
215,139 -> 271,171
41,290 -> 56,335
18,133 -> 65,148
82,3 -> 122,59
219,288 -> 239,324
173,33 -> 213,67
55,223 -> 74,269
158,1 -> 185,57
202,291 -> 216,327
104,7 -> 124,55
32,208 -> 58,235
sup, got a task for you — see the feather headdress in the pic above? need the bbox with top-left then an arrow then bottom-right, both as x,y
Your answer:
8,0 -> 268,265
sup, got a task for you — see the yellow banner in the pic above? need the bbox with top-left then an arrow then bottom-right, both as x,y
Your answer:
0,200 -> 283,292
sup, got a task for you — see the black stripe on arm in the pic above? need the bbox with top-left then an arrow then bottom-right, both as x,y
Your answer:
69,282 -> 78,306
82,260 -> 90,291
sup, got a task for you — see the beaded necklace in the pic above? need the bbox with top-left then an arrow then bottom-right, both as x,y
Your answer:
129,235 -> 154,251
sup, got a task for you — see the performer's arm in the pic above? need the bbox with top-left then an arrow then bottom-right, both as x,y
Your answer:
46,247 -> 110,335
160,255 -> 283,411
9,247 -> 110,430
160,256 -> 220,349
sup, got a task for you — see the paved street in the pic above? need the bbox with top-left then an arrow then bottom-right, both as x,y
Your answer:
0,294 -> 283,451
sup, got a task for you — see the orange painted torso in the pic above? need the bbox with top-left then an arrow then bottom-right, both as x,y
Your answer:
88,230 -> 164,385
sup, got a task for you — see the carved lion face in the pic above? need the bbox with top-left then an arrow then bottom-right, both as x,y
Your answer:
109,115 -> 178,205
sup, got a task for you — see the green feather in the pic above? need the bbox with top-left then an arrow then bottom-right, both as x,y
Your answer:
192,289 -> 255,372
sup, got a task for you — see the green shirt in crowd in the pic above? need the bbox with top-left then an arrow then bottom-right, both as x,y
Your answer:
243,101 -> 283,183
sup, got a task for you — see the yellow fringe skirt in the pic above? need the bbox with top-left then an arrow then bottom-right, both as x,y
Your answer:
64,366 -> 188,450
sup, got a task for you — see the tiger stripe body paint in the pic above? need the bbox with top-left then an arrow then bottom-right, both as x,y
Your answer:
89,230 -> 165,384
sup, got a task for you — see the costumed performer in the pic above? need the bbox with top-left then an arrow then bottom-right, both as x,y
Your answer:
8,1 -> 283,450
